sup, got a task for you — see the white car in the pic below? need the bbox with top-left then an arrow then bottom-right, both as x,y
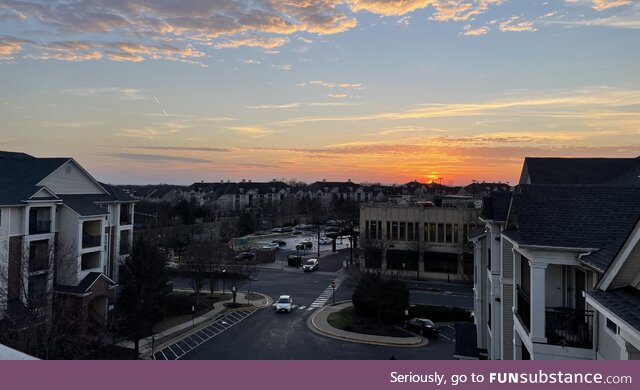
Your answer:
262,242 -> 279,250
303,259 -> 319,272
275,295 -> 293,313
165,261 -> 179,270
319,237 -> 332,245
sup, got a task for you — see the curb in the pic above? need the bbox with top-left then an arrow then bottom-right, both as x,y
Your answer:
308,302 -> 428,348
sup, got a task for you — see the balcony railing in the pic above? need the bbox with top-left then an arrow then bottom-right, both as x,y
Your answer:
120,210 -> 132,225
516,286 -> 531,332
82,233 -> 101,249
546,307 -> 594,349
29,220 -> 51,235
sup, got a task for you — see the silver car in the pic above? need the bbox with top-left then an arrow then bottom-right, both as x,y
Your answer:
303,259 -> 319,272
275,295 -> 293,313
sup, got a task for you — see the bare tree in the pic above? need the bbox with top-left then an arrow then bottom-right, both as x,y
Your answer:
225,260 -> 259,306
0,240 -> 95,359
184,238 -> 212,306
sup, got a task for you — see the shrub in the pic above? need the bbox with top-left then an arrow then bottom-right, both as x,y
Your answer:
352,274 -> 409,322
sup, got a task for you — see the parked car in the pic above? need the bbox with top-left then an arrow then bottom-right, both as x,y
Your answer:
296,240 -> 313,250
292,230 -> 303,235
404,318 -> 439,337
234,252 -> 255,261
262,242 -> 280,250
274,295 -> 293,313
319,237 -> 332,245
165,261 -> 179,270
303,259 -> 319,272
272,239 -> 287,247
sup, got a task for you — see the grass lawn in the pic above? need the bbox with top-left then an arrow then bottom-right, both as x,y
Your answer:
327,306 -> 413,338
152,292 -> 232,333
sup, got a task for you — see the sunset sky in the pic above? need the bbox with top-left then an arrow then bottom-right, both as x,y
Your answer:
1,0 -> 639,185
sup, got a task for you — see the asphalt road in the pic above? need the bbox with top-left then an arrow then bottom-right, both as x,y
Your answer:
168,251 -> 471,360
183,301 -> 455,360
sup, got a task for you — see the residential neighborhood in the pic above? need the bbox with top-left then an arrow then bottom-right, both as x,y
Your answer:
1,150 -> 639,361
0,0 -> 638,372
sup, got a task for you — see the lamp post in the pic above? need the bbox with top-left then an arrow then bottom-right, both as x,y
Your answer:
222,269 -> 226,294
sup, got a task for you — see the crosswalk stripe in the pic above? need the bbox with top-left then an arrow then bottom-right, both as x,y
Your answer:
298,305 -> 306,310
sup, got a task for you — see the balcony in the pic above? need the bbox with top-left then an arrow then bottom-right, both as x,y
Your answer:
120,205 -> 132,225
546,307 -> 594,349
29,241 -> 49,272
29,220 -> 51,235
516,285 -> 531,332
82,233 -> 101,249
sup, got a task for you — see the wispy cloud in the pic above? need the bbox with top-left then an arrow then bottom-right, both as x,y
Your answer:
499,16 -> 537,32
60,87 -> 146,101
0,35 -> 31,61
124,146 -> 231,153
246,103 -> 301,109
213,36 -> 289,49
109,153 -> 210,164
277,87 -> 640,125
591,0 -> 632,11
227,125 -> 275,137
463,25 -> 489,35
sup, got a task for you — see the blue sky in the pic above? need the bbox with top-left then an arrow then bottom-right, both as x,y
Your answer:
1,0 -> 639,185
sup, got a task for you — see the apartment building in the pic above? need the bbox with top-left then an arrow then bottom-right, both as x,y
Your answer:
360,200 -> 480,281
470,157 -> 640,360
0,151 -> 135,334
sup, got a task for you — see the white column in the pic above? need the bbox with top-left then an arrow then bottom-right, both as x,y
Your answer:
513,249 -> 521,314
530,262 -> 548,343
513,331 -> 523,360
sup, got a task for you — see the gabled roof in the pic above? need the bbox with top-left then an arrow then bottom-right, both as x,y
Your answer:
520,157 -> 640,186
55,272 -> 116,295
587,287 -> 640,332
0,155 -> 70,205
504,185 -> 640,272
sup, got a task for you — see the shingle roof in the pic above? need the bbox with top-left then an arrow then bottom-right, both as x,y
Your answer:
467,227 -> 487,241
522,157 -> 640,186
587,287 -> 640,332
0,156 -> 69,205
507,185 -> 640,272
481,191 -> 512,222
55,272 -> 116,294
60,195 -> 110,216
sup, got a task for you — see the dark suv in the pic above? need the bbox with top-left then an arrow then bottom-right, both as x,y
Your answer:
404,318 -> 439,337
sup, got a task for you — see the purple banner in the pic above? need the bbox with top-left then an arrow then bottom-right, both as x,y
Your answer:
1,361 -> 637,390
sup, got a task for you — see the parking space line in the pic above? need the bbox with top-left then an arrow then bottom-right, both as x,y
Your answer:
171,345 -> 186,358
192,333 -> 205,343
183,337 -> 197,348
162,348 -> 176,360
171,343 -> 185,355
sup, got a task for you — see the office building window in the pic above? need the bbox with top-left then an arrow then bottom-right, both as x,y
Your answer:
429,223 -> 437,242
407,222 -> 414,242
454,224 -> 459,243
437,223 -> 445,243
399,222 -> 406,241
446,224 -> 453,243
391,222 -> 398,240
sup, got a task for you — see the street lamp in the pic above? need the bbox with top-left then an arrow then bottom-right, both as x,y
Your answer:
222,269 -> 226,294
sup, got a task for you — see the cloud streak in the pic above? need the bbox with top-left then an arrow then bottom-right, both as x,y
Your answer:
109,153 -> 211,164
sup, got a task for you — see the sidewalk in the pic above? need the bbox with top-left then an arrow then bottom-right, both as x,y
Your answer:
117,290 -> 272,359
308,301 -> 428,348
